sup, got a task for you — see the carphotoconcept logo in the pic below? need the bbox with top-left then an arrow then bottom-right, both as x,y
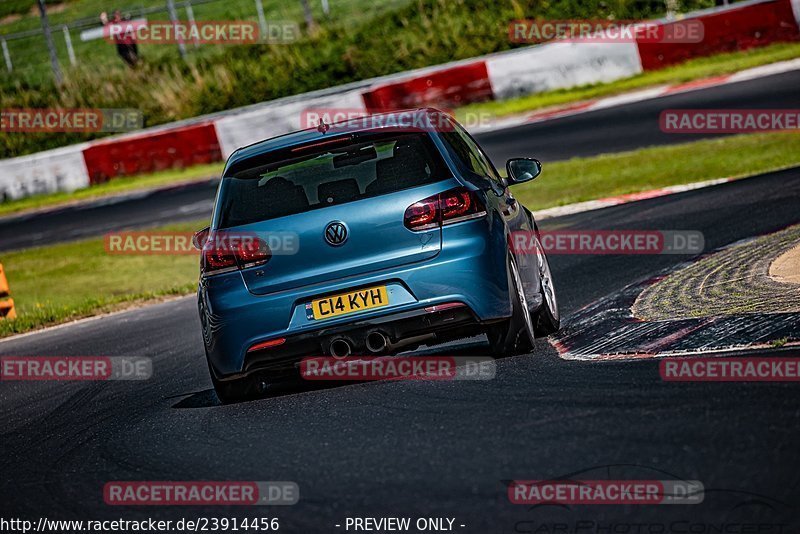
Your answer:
660,109 -> 800,133
1,109 -> 142,133
103,481 -> 299,505
0,356 -> 151,381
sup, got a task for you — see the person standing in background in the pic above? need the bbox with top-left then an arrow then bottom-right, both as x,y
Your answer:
101,9 -> 139,67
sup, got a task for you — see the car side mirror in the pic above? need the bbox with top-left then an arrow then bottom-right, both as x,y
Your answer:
506,158 -> 542,185
192,226 -> 211,250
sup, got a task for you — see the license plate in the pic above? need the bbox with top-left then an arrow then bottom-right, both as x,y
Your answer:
311,286 -> 389,320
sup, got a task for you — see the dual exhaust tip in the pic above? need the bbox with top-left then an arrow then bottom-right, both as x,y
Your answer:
329,331 -> 389,357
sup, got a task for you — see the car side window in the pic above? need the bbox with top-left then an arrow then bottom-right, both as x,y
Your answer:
440,119 -> 503,187
454,124 -> 503,185
440,129 -> 483,177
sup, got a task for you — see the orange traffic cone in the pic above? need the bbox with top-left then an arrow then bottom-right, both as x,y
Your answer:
0,263 -> 16,320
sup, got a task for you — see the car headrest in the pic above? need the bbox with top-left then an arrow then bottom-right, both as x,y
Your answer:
368,140 -> 431,195
318,178 -> 361,206
249,176 -> 309,219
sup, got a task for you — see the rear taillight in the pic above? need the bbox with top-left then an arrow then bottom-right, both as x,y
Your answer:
404,187 -> 486,231
201,232 -> 271,275
404,197 -> 439,230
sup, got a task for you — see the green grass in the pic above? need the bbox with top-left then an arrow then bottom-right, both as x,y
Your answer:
0,0 -> 78,19
0,0 -> 413,85
1,131 -> 799,338
512,132 -> 800,210
0,162 -> 223,217
456,41 -> 800,120
0,220 -> 203,337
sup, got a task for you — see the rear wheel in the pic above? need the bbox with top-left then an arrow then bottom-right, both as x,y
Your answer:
487,255 -> 535,356
200,295 -> 266,404
531,237 -> 560,337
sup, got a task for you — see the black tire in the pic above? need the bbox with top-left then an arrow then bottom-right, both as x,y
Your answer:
208,361 -> 265,404
200,295 -> 265,404
531,238 -> 560,337
487,255 -> 535,356
532,295 -> 560,337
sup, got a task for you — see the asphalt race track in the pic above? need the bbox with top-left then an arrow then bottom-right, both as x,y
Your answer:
477,68 -> 800,164
1,68 -> 799,252
0,179 -> 220,253
2,167 -> 799,530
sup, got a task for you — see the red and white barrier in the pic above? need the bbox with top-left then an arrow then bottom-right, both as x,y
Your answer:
361,61 -> 492,112
214,89 -> 366,158
486,41 -> 642,100
2,0 -> 798,203
83,122 -> 220,184
637,0 -> 800,70
0,144 -> 90,202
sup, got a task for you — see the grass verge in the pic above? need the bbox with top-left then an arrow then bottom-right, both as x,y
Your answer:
0,220 -> 202,338
513,132 -> 800,210
1,131 -> 799,338
456,41 -> 800,120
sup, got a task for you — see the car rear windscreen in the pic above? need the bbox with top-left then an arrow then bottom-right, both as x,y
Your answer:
216,132 -> 451,228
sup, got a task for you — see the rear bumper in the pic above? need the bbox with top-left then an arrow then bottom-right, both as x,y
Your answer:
215,304 -> 485,381
200,217 -> 511,378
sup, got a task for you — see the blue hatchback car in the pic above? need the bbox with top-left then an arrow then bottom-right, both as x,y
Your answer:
195,109 -> 559,402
